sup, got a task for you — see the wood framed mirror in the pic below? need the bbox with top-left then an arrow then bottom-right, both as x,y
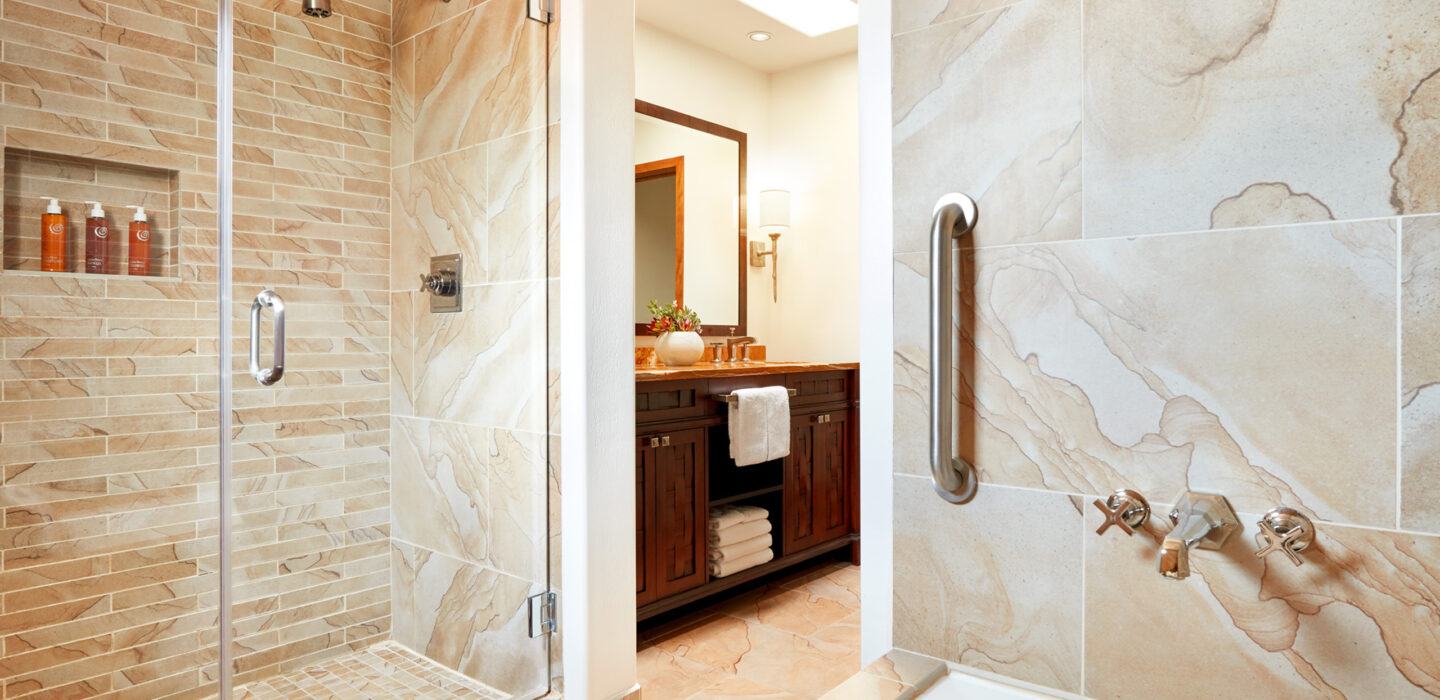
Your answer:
634,100 -> 747,337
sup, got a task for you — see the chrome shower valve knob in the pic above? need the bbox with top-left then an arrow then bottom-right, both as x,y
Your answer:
1092,488 -> 1151,536
1254,507 -> 1315,566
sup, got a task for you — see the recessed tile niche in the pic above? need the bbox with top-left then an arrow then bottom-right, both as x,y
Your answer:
2,148 -> 181,278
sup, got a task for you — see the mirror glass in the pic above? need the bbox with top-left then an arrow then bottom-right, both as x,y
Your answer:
634,104 -> 745,335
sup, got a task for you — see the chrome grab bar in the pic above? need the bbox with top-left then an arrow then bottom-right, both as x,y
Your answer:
249,289 -> 286,386
930,194 -> 979,504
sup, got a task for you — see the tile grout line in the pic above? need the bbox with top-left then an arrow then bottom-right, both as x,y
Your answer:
1079,1 -> 1087,691
1396,215 -> 1403,532
892,213 -> 1429,258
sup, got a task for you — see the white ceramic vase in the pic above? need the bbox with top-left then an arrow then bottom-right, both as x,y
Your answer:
656,331 -> 704,367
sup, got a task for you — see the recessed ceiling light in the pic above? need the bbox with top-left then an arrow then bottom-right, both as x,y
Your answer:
748,30 -> 772,42
738,0 -> 857,37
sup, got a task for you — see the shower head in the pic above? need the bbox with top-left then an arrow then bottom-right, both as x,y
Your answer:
302,0 -> 332,18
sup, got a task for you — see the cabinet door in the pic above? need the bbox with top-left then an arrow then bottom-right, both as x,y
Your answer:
650,428 -> 709,598
811,410 -> 850,544
636,441 -> 658,606
784,410 -> 851,553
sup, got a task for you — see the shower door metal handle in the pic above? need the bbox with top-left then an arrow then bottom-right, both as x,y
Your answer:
249,289 -> 285,386
930,194 -> 980,504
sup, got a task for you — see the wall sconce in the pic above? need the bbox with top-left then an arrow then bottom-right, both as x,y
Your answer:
750,189 -> 789,302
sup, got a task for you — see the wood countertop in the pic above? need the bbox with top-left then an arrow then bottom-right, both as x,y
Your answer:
635,361 -> 859,382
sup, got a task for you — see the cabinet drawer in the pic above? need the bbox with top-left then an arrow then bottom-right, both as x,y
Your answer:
786,370 -> 853,408
637,380 -> 707,423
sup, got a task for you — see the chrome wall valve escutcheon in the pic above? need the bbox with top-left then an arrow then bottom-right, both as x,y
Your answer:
1092,488 -> 1151,536
1254,507 -> 1315,566
1159,491 -> 1240,580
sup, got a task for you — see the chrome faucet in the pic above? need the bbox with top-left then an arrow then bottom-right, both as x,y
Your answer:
1158,491 -> 1240,580
725,337 -> 757,363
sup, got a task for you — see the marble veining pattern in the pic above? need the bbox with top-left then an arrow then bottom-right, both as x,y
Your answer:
390,540 -> 546,698
1084,508 -> 1440,698
892,0 -> 1081,251
892,2 -> 1440,698
926,222 -> 1397,527
893,477 -> 1081,692
411,0 -> 545,162
1084,0 -> 1440,237
388,0 -> 552,689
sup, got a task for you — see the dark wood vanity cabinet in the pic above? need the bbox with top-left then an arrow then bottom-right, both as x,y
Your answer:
636,367 -> 859,618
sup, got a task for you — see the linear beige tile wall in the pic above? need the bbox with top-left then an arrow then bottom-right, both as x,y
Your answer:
387,0 -> 551,695
892,0 -> 1440,697
0,0 -> 394,697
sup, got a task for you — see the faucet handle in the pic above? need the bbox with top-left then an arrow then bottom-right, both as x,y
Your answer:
1092,488 -> 1150,536
1254,507 -> 1315,566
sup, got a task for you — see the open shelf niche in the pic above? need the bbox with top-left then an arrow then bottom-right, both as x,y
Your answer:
2,147 -> 181,278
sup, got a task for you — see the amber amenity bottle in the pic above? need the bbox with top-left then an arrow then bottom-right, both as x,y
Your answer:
126,206 -> 151,276
84,201 -> 109,274
40,197 -> 66,272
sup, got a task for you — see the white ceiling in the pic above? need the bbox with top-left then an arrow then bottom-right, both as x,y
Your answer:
636,0 -> 858,73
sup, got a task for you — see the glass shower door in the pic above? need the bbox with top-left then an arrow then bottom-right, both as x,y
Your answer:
218,0 -> 554,697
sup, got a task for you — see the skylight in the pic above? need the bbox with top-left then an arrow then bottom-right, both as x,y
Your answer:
737,0 -> 858,37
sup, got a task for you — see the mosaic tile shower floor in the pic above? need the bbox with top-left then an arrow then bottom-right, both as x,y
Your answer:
236,642 -> 505,700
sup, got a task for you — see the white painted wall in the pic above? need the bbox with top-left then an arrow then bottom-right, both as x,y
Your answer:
856,0 -> 894,665
767,54 -> 859,362
560,0 -> 640,697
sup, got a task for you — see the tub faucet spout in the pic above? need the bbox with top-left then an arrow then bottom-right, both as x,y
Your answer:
1159,492 -> 1240,580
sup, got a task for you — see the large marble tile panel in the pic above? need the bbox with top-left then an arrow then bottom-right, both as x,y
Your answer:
487,127 -> 547,283
892,0 -> 1081,252
391,0 -> 488,44
412,280 -> 546,431
893,477 -> 1082,692
486,426 -> 547,581
390,540 -> 546,696
1084,0 -> 1440,237
1403,214 -> 1440,534
392,416 -> 544,581
412,0 -> 545,161
1084,508 -> 1440,698
390,146 -> 488,291
910,222 -> 1398,527
892,252 -> 938,478
893,0 -> 1025,36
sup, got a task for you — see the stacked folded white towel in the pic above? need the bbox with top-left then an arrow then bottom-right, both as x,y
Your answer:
707,504 -> 774,578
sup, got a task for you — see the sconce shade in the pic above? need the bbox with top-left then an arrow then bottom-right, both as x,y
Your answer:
758,189 -> 790,233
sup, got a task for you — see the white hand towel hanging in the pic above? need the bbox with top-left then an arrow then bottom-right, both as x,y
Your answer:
728,386 -> 791,466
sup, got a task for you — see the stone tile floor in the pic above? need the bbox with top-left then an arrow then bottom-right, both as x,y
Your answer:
236,641 -> 506,699
637,561 -> 862,699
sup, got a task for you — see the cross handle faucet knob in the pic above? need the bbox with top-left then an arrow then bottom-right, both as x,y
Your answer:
1254,507 -> 1315,567
1092,488 -> 1150,537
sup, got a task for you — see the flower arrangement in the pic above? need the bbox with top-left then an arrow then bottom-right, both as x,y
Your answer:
646,300 -> 702,335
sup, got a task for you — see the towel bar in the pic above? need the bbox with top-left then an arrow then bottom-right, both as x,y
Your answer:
711,388 -> 797,404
